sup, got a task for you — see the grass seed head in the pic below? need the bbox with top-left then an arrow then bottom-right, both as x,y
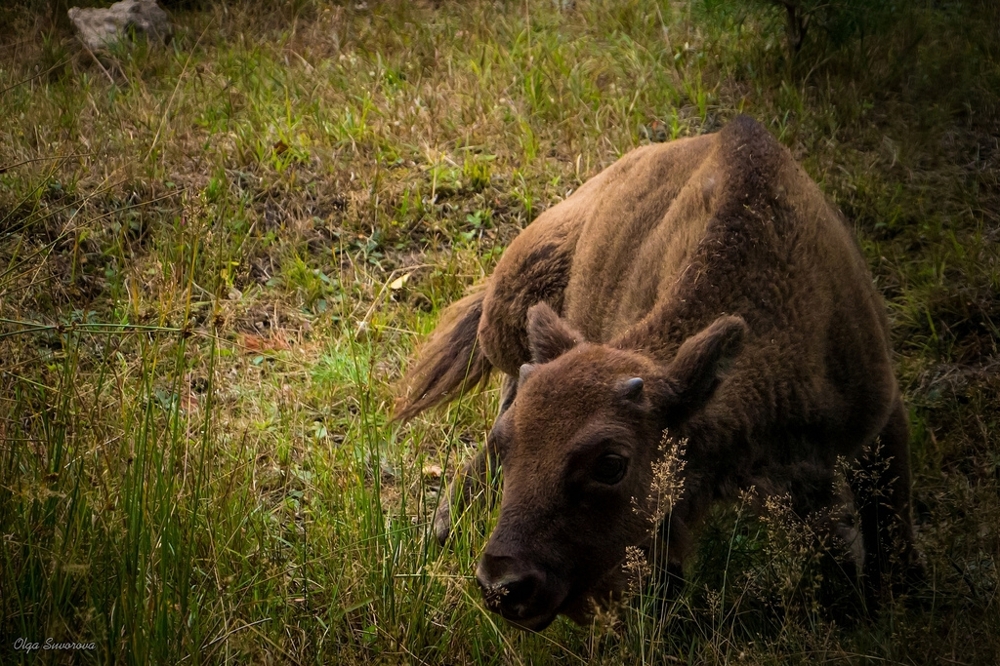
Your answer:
645,431 -> 688,526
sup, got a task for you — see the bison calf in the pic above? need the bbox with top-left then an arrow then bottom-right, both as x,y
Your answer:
395,116 -> 921,631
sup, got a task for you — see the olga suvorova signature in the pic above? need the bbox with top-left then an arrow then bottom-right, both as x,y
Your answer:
13,638 -> 97,652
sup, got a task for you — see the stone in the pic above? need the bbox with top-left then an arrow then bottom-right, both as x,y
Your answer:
68,0 -> 173,53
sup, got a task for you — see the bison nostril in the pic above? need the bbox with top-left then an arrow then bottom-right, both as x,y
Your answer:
501,575 -> 540,613
476,557 -> 544,616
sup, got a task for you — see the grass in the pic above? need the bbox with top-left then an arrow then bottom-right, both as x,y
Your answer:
1,0 -> 998,663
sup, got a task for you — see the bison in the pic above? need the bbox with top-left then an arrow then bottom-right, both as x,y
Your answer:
395,116 -> 921,631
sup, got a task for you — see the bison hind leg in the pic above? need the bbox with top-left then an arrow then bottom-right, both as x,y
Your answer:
848,396 -> 925,608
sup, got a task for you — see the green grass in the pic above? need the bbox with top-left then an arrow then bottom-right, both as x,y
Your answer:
1,0 -> 998,663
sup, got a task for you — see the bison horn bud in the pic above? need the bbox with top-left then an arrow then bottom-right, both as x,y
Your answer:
618,377 -> 644,402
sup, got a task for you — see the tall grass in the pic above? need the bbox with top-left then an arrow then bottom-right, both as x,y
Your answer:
1,0 -> 998,663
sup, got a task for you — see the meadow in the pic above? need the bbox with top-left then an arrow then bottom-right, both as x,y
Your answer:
1,0 -> 998,663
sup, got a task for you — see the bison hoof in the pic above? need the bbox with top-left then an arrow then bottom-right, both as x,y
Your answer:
432,500 -> 452,545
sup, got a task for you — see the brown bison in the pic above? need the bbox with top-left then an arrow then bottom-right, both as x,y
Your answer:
395,116 -> 920,631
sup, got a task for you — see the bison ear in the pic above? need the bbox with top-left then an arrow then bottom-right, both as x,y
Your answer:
526,302 -> 583,364
661,315 -> 747,413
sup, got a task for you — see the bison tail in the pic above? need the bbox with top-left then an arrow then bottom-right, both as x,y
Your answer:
393,287 -> 493,421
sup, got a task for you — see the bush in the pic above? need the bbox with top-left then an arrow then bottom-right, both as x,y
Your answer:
709,0 -> 904,51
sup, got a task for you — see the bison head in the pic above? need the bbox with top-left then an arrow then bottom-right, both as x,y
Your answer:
476,303 -> 746,630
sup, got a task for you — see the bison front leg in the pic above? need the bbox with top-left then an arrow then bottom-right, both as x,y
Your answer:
432,446 -> 501,544
651,513 -> 691,603
432,374 -> 515,545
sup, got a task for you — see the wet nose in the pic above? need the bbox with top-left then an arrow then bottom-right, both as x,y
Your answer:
476,553 -> 546,618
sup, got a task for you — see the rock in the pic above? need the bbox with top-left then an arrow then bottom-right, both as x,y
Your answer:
68,0 -> 173,53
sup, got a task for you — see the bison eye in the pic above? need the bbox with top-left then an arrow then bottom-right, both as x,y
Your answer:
592,454 -> 627,485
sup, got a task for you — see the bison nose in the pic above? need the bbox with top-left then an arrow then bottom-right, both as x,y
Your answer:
476,553 -> 546,618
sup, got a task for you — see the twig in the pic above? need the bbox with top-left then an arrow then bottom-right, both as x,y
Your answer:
145,19 -> 215,163
80,41 -> 122,86
0,318 -> 184,341
0,153 -> 94,176
0,57 -> 71,96
204,618 -> 270,649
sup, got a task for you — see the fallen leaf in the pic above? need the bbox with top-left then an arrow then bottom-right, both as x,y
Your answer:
389,272 -> 411,290
240,334 -> 291,352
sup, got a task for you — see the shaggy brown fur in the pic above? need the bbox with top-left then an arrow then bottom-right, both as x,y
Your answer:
395,116 -> 920,631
